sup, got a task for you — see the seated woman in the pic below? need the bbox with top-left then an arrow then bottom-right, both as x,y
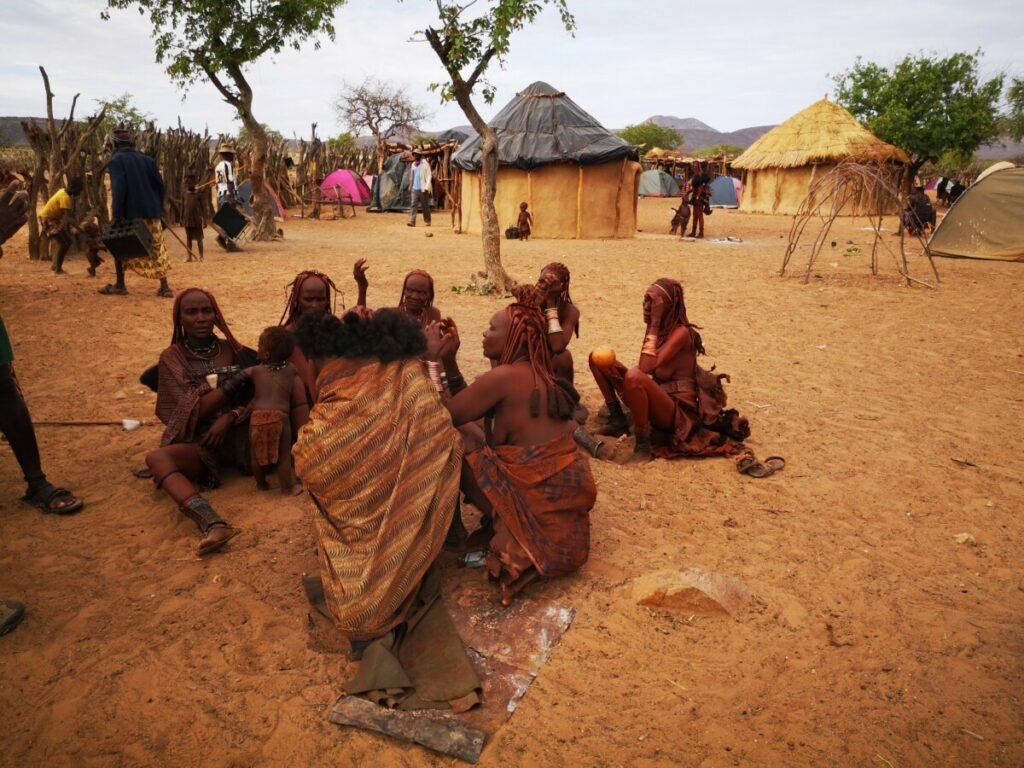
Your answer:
589,278 -> 749,463
145,288 -> 254,554
533,262 -> 580,384
292,308 -> 479,711
278,270 -> 341,402
425,300 -> 597,606
353,258 -> 442,327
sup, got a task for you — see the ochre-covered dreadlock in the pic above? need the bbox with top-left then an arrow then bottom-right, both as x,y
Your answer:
651,277 -> 705,355
397,269 -> 435,311
541,261 -> 579,338
278,270 -> 340,328
500,301 -> 577,419
171,287 -> 243,353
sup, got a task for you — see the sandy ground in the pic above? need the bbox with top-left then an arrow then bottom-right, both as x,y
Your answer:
1,200 -> 1022,767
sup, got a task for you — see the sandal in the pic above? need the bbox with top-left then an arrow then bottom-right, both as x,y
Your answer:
736,452 -> 774,479
98,284 -> 128,296
132,466 -> 154,479
22,482 -> 85,515
764,456 -> 786,473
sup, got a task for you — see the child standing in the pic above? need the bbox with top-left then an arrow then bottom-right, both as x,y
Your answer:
517,201 -> 533,240
182,175 -> 206,262
81,217 -> 106,277
246,327 -> 309,494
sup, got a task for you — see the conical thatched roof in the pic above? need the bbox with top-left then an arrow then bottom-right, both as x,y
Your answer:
732,98 -> 908,170
452,81 -> 638,171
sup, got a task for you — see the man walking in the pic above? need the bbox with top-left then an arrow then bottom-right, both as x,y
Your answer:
39,176 -> 84,274
407,151 -> 432,227
99,127 -> 173,297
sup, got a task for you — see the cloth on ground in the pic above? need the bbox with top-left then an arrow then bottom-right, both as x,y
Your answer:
466,432 -> 595,597
250,409 -> 284,465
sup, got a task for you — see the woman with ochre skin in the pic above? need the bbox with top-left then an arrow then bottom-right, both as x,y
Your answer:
278,270 -> 339,401
353,258 -> 443,327
145,288 -> 252,554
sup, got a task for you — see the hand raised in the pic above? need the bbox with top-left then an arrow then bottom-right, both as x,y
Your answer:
0,180 -> 30,247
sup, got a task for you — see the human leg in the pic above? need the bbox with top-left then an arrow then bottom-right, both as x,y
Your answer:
589,354 -> 629,435
276,417 -> 299,495
408,190 -> 419,225
145,443 -> 237,553
621,367 -> 677,463
252,438 -> 269,491
51,231 -> 72,274
551,349 -> 574,384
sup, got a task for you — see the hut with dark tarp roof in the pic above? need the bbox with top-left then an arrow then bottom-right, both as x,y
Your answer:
453,81 -> 641,238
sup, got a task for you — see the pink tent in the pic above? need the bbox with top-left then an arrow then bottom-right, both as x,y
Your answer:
320,169 -> 373,205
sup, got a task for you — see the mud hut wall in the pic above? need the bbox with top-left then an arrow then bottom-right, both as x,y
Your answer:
740,164 -> 902,215
459,160 -> 639,238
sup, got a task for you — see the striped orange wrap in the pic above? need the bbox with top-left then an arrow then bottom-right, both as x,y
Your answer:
293,357 -> 462,640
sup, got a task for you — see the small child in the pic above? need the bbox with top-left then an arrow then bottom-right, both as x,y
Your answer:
182,175 -> 206,262
246,327 -> 308,495
81,217 -> 106,277
517,201 -> 533,241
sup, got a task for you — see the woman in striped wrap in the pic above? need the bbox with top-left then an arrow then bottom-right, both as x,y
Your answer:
292,308 -> 480,711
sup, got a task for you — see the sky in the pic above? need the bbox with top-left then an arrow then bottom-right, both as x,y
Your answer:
1,0 -> 1021,139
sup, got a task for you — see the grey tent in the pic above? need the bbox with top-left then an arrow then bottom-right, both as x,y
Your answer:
709,175 -> 739,208
452,81 -> 642,238
638,169 -> 681,197
369,152 -> 413,212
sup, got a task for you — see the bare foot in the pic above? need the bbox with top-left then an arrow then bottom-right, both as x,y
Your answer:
627,448 -> 654,464
198,524 -> 238,555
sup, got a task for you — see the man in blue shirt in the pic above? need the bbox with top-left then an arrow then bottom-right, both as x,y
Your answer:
407,151 -> 432,227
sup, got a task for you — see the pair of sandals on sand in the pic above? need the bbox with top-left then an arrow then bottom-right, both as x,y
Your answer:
736,451 -> 786,479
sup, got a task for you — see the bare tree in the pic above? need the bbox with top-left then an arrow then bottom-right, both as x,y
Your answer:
335,78 -> 430,173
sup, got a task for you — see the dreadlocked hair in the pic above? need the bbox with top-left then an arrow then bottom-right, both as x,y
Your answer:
171,288 -> 243,353
398,269 -> 435,311
500,302 -> 579,420
294,308 -> 426,364
541,262 -> 579,338
652,277 -> 705,355
278,270 -> 340,328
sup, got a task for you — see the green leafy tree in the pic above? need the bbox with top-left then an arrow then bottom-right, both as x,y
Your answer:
833,50 -> 1003,187
693,143 -> 744,158
327,132 -> 357,153
238,122 -> 284,144
416,0 -> 576,293
95,92 -> 154,134
616,121 -> 682,153
103,0 -> 346,240
1004,77 -> 1024,142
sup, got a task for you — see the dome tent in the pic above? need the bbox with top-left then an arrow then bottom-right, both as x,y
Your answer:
638,169 -> 681,197
453,81 -> 641,238
927,166 -> 1024,261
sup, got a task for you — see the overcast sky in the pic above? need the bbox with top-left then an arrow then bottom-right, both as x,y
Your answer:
1,0 -> 1020,138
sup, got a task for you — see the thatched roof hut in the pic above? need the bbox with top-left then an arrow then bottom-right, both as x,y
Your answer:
453,81 -> 641,239
733,98 -> 908,215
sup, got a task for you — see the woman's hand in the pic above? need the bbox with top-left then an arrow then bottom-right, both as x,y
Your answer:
537,274 -> 559,308
438,317 -> 461,361
353,258 -> 369,289
423,321 -> 445,360
200,413 -> 235,449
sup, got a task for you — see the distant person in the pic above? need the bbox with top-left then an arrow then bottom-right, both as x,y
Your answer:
81,215 -> 107,277
99,127 -> 174,297
214,141 -> 238,207
406,151 -> 432,227
670,176 -> 692,236
182,175 -> 206,262
245,327 -> 308,495
517,201 -> 533,240
901,186 -> 936,236
688,163 -> 711,239
38,176 -> 84,274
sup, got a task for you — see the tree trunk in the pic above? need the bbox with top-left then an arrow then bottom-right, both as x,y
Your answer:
224,65 -> 277,241
904,157 -> 927,194
453,90 -> 514,293
375,136 -> 386,174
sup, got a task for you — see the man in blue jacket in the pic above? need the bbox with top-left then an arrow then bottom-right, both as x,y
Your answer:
99,128 -> 173,297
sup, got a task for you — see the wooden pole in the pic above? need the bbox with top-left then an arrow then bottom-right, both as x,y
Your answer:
576,166 -> 584,240
613,157 -> 627,237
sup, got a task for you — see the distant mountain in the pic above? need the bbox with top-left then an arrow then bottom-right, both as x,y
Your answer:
644,115 -> 775,153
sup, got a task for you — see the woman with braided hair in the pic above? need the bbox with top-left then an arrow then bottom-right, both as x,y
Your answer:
425,299 -> 596,606
588,278 -> 749,463
279,270 -> 340,400
533,262 -> 580,383
145,288 -> 255,554
352,259 -> 443,327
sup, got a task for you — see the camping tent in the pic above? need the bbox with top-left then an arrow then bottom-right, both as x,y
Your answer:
453,81 -> 641,238
236,180 -> 285,220
926,166 -> 1024,261
709,175 -> 740,208
320,169 -> 372,205
976,161 -> 1014,184
369,152 -> 413,212
732,98 -> 907,215
638,169 -> 681,197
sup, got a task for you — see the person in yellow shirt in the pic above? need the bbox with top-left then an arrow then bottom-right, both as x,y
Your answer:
39,177 -> 83,274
